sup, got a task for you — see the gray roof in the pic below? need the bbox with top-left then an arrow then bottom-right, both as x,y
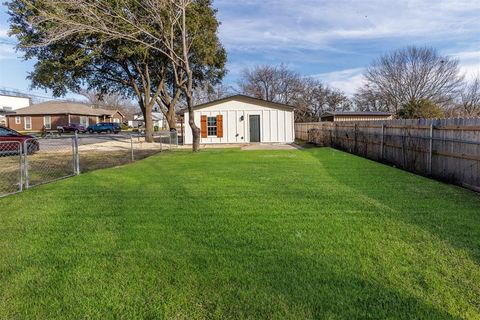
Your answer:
320,111 -> 392,117
178,94 -> 296,114
10,101 -> 123,117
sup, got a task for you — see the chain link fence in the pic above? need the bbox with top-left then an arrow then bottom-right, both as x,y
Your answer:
0,141 -> 23,196
0,131 -> 178,197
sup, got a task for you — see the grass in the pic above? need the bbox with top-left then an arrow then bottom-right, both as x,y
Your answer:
0,147 -> 479,319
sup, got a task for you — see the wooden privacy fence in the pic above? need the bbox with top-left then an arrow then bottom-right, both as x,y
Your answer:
295,119 -> 480,192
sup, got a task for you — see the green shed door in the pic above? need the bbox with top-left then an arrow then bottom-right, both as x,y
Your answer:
249,115 -> 261,142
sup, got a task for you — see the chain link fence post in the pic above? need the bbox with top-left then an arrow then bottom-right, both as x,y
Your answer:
130,134 -> 134,161
74,132 -> 80,175
72,136 -> 77,175
18,142 -> 23,192
160,132 -> 163,152
23,140 -> 29,189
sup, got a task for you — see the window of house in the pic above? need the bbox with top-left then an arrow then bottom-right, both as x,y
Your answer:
44,116 -> 51,129
113,118 -> 120,123
24,116 -> 32,130
80,116 -> 89,127
207,116 -> 217,136
15,116 -> 21,124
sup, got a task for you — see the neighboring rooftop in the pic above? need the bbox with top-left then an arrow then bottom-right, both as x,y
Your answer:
9,101 -> 122,117
320,111 -> 393,117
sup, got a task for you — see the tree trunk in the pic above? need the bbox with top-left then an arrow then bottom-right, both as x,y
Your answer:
166,107 -> 177,131
186,94 -> 200,151
143,107 -> 154,142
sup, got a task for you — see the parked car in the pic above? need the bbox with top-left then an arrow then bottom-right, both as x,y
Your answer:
87,122 -> 122,134
0,126 -> 39,155
57,123 -> 87,134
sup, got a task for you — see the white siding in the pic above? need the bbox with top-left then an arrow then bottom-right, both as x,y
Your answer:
183,99 -> 294,144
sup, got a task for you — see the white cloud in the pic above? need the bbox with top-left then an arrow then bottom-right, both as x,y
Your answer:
447,50 -> 480,80
216,0 -> 480,51
307,50 -> 479,95
0,43 -> 16,60
310,68 -> 365,96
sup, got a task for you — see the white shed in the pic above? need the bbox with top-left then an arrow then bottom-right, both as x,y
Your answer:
181,95 -> 295,144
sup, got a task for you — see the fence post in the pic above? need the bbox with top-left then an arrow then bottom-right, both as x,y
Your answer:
130,134 -> 134,161
354,124 -> 358,153
18,142 -> 23,192
23,140 -> 29,189
380,124 -> 385,160
74,132 -> 80,175
160,132 -> 163,151
428,123 -> 434,175
71,137 -> 77,175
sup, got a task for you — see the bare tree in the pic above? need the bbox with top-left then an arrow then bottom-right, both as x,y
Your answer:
360,46 -> 463,114
294,78 -> 351,122
458,75 -> 480,117
192,82 -> 233,105
353,86 -> 390,112
238,64 -> 351,122
80,90 -> 139,119
238,64 -> 303,105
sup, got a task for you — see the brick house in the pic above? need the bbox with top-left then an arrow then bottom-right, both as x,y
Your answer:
6,101 -> 124,132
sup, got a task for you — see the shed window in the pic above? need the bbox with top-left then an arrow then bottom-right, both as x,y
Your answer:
207,116 -> 217,136
15,116 -> 21,124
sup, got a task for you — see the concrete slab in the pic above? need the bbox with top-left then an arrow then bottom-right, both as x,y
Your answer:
241,143 -> 301,151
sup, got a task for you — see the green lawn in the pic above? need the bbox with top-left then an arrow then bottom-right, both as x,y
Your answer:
1,148 -> 479,319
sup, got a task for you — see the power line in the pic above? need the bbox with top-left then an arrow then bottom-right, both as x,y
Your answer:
0,86 -> 84,102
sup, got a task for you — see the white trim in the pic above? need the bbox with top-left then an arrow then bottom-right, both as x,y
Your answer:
24,116 -> 32,130
44,115 -> 51,129
15,116 -> 21,125
206,116 -> 217,137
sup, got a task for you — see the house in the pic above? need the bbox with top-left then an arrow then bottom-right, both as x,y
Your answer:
129,111 -> 167,130
320,111 -> 393,122
0,93 -> 31,126
6,100 -> 124,132
180,95 -> 295,144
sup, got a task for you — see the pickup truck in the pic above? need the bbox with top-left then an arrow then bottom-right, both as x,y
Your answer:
57,123 -> 87,134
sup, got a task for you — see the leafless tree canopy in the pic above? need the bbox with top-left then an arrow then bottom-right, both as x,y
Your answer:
80,90 -> 139,119
359,46 -> 463,114
238,64 -> 351,122
191,82 -> 233,105
353,86 -> 390,112
458,75 -> 480,117
238,64 -> 304,105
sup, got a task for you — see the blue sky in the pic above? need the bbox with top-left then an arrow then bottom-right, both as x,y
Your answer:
0,0 -> 479,100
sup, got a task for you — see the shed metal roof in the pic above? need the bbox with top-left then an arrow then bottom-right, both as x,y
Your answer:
178,94 -> 295,114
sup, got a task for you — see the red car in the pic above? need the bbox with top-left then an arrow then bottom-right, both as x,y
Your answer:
57,123 -> 87,134
0,126 -> 39,155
